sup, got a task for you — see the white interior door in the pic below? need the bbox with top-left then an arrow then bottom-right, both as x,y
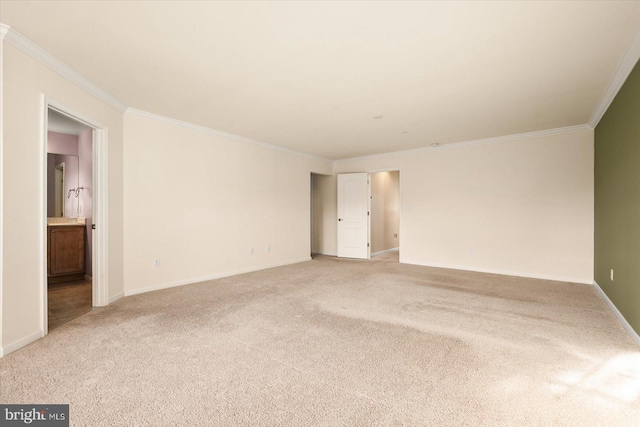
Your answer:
337,173 -> 370,259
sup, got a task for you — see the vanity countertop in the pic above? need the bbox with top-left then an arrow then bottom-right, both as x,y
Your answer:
47,217 -> 86,226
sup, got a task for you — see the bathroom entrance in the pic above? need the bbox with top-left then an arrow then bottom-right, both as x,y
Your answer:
37,97 -> 109,340
46,108 -> 94,330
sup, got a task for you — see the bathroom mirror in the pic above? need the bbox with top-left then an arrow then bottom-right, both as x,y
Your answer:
47,153 -> 79,218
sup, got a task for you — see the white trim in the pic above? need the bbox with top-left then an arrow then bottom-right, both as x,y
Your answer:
0,24 -> 9,39
40,96 -> 49,335
126,108 -> 331,162
371,247 -> 399,257
592,281 -> 640,348
366,167 -> 401,174
334,124 -> 592,164
589,28 -> 640,127
92,127 -> 109,307
109,292 -> 124,304
0,24 -> 127,113
367,174 -> 371,259
124,257 -> 312,297
0,34 -> 4,355
1,330 -> 44,357
401,258 -> 593,285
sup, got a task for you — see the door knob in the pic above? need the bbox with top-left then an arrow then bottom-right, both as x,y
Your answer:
338,218 -> 343,221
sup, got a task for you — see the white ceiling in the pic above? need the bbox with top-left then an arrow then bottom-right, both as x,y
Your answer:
2,1 -> 640,159
48,109 -> 92,136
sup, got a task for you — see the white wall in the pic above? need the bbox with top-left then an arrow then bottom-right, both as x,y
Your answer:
1,42 -> 125,354
334,129 -> 594,283
123,113 -> 332,295
311,173 -> 337,256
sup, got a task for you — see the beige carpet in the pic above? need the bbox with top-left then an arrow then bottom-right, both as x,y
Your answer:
1,256 -> 639,426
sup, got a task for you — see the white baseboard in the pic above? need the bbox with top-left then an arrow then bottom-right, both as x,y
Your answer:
1,329 -> 44,358
401,258 -> 593,285
124,257 -> 312,297
108,292 -> 124,304
592,281 -> 640,348
371,247 -> 399,257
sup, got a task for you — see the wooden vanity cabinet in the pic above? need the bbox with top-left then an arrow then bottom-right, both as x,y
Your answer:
48,225 -> 86,284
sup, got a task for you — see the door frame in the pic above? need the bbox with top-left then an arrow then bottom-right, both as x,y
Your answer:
366,168 -> 402,263
41,96 -> 110,335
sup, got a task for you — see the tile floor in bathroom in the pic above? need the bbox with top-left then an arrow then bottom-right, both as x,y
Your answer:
48,279 -> 93,331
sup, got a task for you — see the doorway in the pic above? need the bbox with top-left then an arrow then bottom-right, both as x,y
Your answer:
42,98 -> 109,335
369,171 -> 400,262
336,170 -> 401,262
310,173 -> 338,257
46,109 -> 93,330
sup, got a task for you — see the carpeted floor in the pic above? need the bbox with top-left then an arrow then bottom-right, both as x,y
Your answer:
1,256 -> 639,426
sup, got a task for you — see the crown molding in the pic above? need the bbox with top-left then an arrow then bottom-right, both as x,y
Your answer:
126,108 -> 331,162
334,124 -> 592,164
0,23 -> 127,113
589,27 -> 640,128
0,21 -> 605,161
0,23 -> 9,39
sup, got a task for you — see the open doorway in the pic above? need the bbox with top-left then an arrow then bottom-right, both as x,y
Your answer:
42,98 -> 109,335
310,173 -> 338,258
46,109 -> 94,330
369,171 -> 400,262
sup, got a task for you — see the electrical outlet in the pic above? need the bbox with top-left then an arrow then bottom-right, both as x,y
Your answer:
610,269 -> 614,281
266,245 -> 271,253
470,248 -> 474,255
154,259 -> 160,268
250,247 -> 254,255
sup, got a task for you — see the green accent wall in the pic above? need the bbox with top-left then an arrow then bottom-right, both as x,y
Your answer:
595,59 -> 640,335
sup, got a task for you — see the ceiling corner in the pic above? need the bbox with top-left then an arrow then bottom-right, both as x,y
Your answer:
1,24 -> 128,114
589,27 -> 640,128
